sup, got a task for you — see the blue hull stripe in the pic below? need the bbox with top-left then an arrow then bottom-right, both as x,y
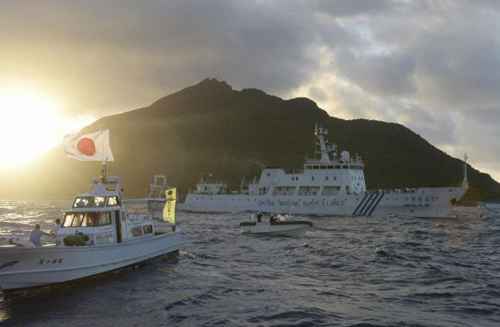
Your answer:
357,192 -> 376,216
361,192 -> 380,216
352,193 -> 369,216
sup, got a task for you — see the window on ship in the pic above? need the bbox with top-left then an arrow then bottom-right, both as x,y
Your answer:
73,196 -> 106,208
63,212 -> 112,227
107,196 -> 120,206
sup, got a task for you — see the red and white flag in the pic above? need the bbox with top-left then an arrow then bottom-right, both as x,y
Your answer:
63,130 -> 114,162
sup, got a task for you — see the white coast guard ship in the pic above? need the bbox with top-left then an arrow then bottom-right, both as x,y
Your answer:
182,126 -> 468,218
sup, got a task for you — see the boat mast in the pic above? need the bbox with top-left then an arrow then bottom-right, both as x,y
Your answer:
315,124 -> 330,162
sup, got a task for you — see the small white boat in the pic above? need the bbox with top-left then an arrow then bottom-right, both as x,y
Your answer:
240,213 -> 313,237
0,175 -> 186,292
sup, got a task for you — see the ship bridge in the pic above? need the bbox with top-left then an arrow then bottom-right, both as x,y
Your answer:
247,125 -> 367,196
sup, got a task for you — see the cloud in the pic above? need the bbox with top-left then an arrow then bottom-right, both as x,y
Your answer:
0,0 -> 357,115
312,0 -> 397,17
1,0 -> 499,179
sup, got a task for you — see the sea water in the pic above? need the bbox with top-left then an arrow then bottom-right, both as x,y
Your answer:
0,201 -> 499,327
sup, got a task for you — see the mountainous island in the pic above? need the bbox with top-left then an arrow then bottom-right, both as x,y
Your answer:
2,78 -> 499,201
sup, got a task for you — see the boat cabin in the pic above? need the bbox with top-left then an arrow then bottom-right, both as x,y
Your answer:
56,177 -> 161,247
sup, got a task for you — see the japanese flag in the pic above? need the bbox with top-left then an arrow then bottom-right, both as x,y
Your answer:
63,130 -> 114,162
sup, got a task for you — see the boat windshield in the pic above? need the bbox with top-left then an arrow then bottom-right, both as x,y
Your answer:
63,212 -> 112,227
73,196 -> 106,208
72,196 -> 120,208
107,196 -> 120,206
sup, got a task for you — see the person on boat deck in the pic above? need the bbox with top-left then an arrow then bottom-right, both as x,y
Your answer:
256,213 -> 263,223
30,224 -> 50,247
51,218 -> 61,236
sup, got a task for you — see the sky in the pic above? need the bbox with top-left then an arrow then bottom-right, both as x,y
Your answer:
1,0 -> 499,180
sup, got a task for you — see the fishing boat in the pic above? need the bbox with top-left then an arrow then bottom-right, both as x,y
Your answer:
182,125 -> 469,218
0,130 -> 186,292
0,175 -> 184,292
124,174 -> 176,234
240,213 -> 313,237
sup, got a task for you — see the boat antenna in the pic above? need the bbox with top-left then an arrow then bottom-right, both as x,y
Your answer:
462,153 -> 469,189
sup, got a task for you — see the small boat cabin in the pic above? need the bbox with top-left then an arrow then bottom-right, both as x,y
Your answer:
56,176 -> 167,247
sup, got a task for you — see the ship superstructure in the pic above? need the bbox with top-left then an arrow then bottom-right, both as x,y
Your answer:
182,125 -> 468,218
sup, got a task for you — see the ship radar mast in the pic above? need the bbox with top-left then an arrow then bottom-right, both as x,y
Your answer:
314,124 -> 336,162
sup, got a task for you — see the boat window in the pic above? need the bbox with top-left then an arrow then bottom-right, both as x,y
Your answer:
143,225 -> 153,234
107,196 -> 119,206
73,197 -> 91,208
63,214 -> 76,227
63,212 -> 112,227
70,214 -> 84,227
84,212 -> 112,226
100,212 -> 112,226
95,197 -> 106,207
73,196 -> 106,208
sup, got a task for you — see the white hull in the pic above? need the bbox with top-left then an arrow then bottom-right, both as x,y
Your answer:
182,187 -> 466,218
240,222 -> 311,237
0,232 -> 187,291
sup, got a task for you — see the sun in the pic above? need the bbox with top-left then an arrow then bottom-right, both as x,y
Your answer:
0,86 -> 91,168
